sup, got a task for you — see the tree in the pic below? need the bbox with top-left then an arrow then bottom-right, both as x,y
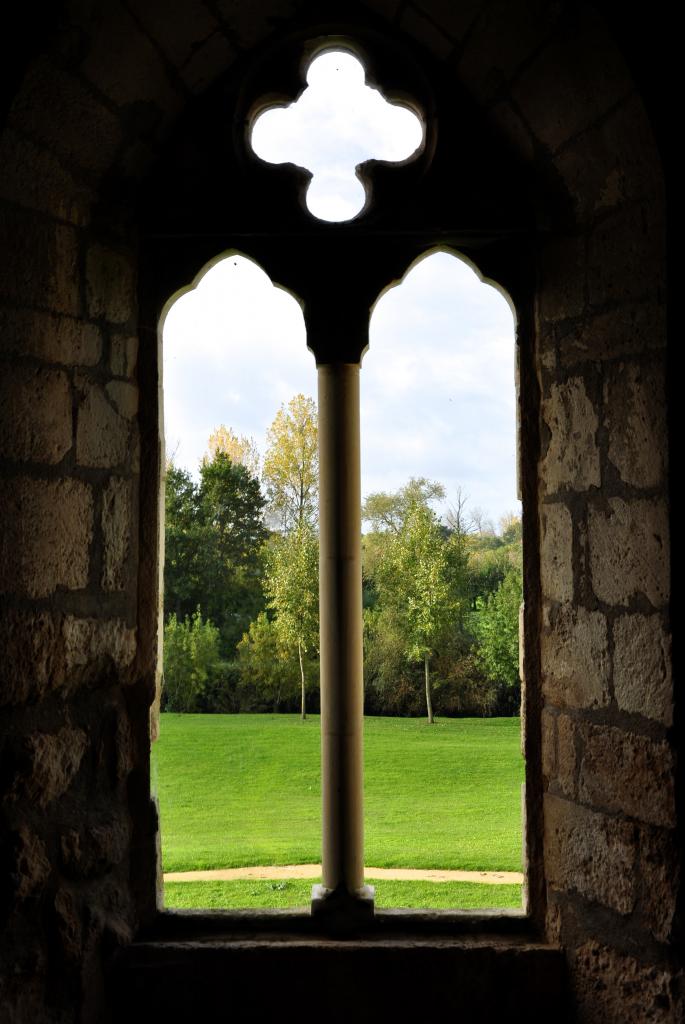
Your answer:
375,499 -> 465,723
262,394 -> 318,531
444,485 -> 472,537
164,461 -> 212,622
236,611 -> 318,712
199,452 -> 266,572
163,609 -> 221,712
498,511 -> 522,545
236,612 -> 292,711
464,540 -> 510,610
206,425 -> 261,478
473,562 -> 522,710
363,605 -> 425,716
198,451 -> 267,651
363,477 -> 446,535
468,506 -> 495,536
164,448 -> 267,656
264,523 -> 319,719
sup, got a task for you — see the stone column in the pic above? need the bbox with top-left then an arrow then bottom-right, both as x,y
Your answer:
312,362 -> 374,922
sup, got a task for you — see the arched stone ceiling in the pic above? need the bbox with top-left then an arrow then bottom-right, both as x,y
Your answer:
1,0 -> 662,233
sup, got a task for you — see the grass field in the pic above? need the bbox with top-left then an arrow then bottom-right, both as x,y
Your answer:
154,713 -> 524,910
164,878 -> 522,910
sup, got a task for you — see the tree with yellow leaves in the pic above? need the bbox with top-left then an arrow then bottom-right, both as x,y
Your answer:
205,425 -> 261,478
262,394 -> 318,532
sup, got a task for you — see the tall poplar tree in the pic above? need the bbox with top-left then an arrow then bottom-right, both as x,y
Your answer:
264,523 -> 319,720
374,497 -> 465,724
262,394 -> 318,531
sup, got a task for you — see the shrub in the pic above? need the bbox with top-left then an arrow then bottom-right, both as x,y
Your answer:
163,609 -> 222,712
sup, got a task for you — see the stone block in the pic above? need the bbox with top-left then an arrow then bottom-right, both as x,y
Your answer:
556,713 -> 577,799
61,616 -> 137,681
458,0 -> 558,104
558,302 -> 666,365
60,814 -> 131,880
110,334 -> 139,378
0,477 -> 92,598
571,941 -> 677,1023
544,894 -> 563,946
128,0 -> 220,67
76,382 -> 131,468
101,477 -> 133,591
588,204 -> 665,308
116,138 -> 157,181
400,6 -> 454,59
541,603 -> 610,710
115,711 -> 136,782
613,614 -> 672,726
540,503 -> 573,602
553,95 -> 663,224
538,234 -> 585,322
541,377 -> 600,492
179,32 -> 236,95
362,0 -> 402,21
639,826 -> 679,943
15,726 -> 89,807
53,887 -> 83,962
511,11 -> 632,154
216,0 -> 302,50
11,826 -> 51,899
0,208 -> 80,316
544,793 -> 635,914
589,498 -> 669,608
0,364 -> 71,463
0,610 -> 58,706
487,101 -> 535,166
0,129 -> 95,226
0,611 -> 136,706
412,0 -> 481,42
81,2 -> 184,113
541,708 -> 556,780
86,245 -> 136,325
106,381 -> 139,420
605,361 -> 666,488
8,56 -> 123,175
0,308 -> 102,366
578,724 -> 675,828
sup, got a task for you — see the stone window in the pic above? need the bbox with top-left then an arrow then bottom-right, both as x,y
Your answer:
146,36 -> 536,926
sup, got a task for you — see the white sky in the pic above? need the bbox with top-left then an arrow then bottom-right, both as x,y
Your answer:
252,50 -> 423,221
162,51 -> 519,529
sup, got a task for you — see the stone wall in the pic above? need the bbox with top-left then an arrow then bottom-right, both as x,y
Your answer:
536,186 -> 677,1020
0,228 -> 145,1015
0,2 -> 678,1021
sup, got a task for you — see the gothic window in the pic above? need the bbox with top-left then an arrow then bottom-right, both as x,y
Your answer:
145,32 -> 536,927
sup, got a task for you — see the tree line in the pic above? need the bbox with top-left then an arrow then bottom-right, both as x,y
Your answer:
163,395 -> 522,720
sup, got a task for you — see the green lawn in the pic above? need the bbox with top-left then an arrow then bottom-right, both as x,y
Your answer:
154,713 -> 523,876
164,878 -> 522,910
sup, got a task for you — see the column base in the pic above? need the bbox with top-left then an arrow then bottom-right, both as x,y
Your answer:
311,883 -> 375,932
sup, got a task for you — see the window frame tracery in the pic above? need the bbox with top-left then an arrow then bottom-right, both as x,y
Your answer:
140,25 -> 543,935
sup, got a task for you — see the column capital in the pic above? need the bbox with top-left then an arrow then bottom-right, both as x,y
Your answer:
305,299 -> 369,365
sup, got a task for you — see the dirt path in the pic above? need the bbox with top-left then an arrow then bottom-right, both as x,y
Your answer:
164,865 -> 523,885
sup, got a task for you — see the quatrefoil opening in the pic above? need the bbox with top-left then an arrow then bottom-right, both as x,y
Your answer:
250,50 -> 424,223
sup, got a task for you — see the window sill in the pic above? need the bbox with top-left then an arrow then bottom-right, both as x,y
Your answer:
111,909 -> 568,1022
142,904 -> 532,941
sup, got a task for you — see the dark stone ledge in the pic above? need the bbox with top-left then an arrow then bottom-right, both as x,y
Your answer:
111,909 -> 568,1023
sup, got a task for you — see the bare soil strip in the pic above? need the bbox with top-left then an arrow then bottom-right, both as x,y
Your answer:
164,865 -> 523,885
